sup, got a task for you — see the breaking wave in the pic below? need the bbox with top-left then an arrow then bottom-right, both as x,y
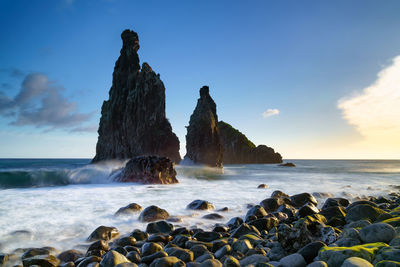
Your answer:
0,160 -> 126,189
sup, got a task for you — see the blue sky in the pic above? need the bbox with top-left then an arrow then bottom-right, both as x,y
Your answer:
1,0 -> 400,159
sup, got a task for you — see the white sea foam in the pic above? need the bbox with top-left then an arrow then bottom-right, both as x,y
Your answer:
0,160 -> 399,254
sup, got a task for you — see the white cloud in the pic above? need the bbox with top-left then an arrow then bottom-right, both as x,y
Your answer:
262,108 -> 280,118
338,55 -> 400,149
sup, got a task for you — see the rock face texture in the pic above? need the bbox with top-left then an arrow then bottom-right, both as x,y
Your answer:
218,121 -> 282,164
184,86 -> 224,167
115,156 -> 178,184
92,29 -> 181,163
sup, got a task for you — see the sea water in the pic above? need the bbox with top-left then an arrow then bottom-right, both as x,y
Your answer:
0,159 -> 399,253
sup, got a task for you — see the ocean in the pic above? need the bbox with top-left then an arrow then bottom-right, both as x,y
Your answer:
0,159 -> 399,253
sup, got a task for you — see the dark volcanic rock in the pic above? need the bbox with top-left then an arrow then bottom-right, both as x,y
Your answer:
139,205 -> 170,222
187,200 -> 215,210
184,86 -> 224,167
92,29 -> 180,164
115,156 -> 178,184
87,226 -> 119,241
279,162 -> 296,167
115,203 -> 143,216
218,121 -> 282,164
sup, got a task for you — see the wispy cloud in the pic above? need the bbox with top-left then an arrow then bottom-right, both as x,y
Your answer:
0,73 -> 96,132
262,108 -> 280,118
338,55 -> 400,148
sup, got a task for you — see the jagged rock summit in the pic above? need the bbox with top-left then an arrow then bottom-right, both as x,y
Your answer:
184,86 -> 224,167
92,29 -> 181,163
218,121 -> 283,164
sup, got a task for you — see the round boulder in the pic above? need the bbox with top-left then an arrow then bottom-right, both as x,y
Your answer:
139,205 -> 170,222
359,223 -> 396,244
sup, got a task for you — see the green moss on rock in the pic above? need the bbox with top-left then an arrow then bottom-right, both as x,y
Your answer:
318,242 -> 388,267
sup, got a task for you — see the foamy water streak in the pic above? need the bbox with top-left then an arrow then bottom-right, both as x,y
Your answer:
0,159 -> 399,253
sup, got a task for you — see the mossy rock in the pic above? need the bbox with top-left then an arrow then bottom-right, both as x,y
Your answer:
375,260 -> 400,267
389,207 -> 400,216
345,204 -> 387,223
382,217 -> 400,227
375,247 -> 400,263
318,242 -> 388,267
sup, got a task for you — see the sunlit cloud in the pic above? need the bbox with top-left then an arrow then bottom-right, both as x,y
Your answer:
262,108 -> 279,118
338,55 -> 400,151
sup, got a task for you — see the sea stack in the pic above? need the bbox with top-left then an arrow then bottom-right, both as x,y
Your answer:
218,121 -> 283,164
185,86 -> 224,167
92,29 -> 181,163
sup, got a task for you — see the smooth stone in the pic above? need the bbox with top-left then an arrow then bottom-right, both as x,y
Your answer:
231,223 -> 260,238
297,241 -> 326,263
258,184 -> 268,189
76,256 -> 102,267
214,245 -> 231,259
146,221 -> 174,234
193,231 -> 222,242
271,190 -> 289,199
322,198 -> 350,209
232,239 -> 253,254
226,217 -> 243,229
297,205 -> 319,218
130,230 -> 149,241
345,204 -> 386,223
195,253 -> 215,263
279,253 -> 306,267
141,242 -> 164,257
22,248 -> 50,259
375,247 -> 400,263
58,250 -> 85,263
239,254 -> 269,266
139,206 -> 170,222
87,226 -> 119,241
149,256 -> 183,267
115,203 -> 143,216
190,245 -> 209,259
203,213 -> 224,220
187,200 -> 215,210
164,247 -> 194,262
88,241 -> 110,252
290,193 -> 317,208
318,243 -> 388,267
245,205 -> 268,220
248,217 -> 279,232
359,223 -> 396,243
223,256 -> 240,267
114,237 -> 137,247
99,251 -> 130,267
260,198 -> 284,213
126,251 -> 141,264
341,257 -> 373,267
199,259 -> 222,267
22,254 -> 60,267
140,251 -> 168,264
319,206 -> 346,221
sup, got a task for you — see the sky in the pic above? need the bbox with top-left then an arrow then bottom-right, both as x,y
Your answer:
1,0 -> 400,159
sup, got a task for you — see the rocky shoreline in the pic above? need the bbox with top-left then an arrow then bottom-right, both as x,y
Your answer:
1,188 -> 399,267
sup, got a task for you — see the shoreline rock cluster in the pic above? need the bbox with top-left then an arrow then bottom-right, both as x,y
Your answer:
92,29 -> 282,169
2,189 -> 399,267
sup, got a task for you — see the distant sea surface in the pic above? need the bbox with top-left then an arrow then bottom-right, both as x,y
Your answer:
0,159 -> 399,252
